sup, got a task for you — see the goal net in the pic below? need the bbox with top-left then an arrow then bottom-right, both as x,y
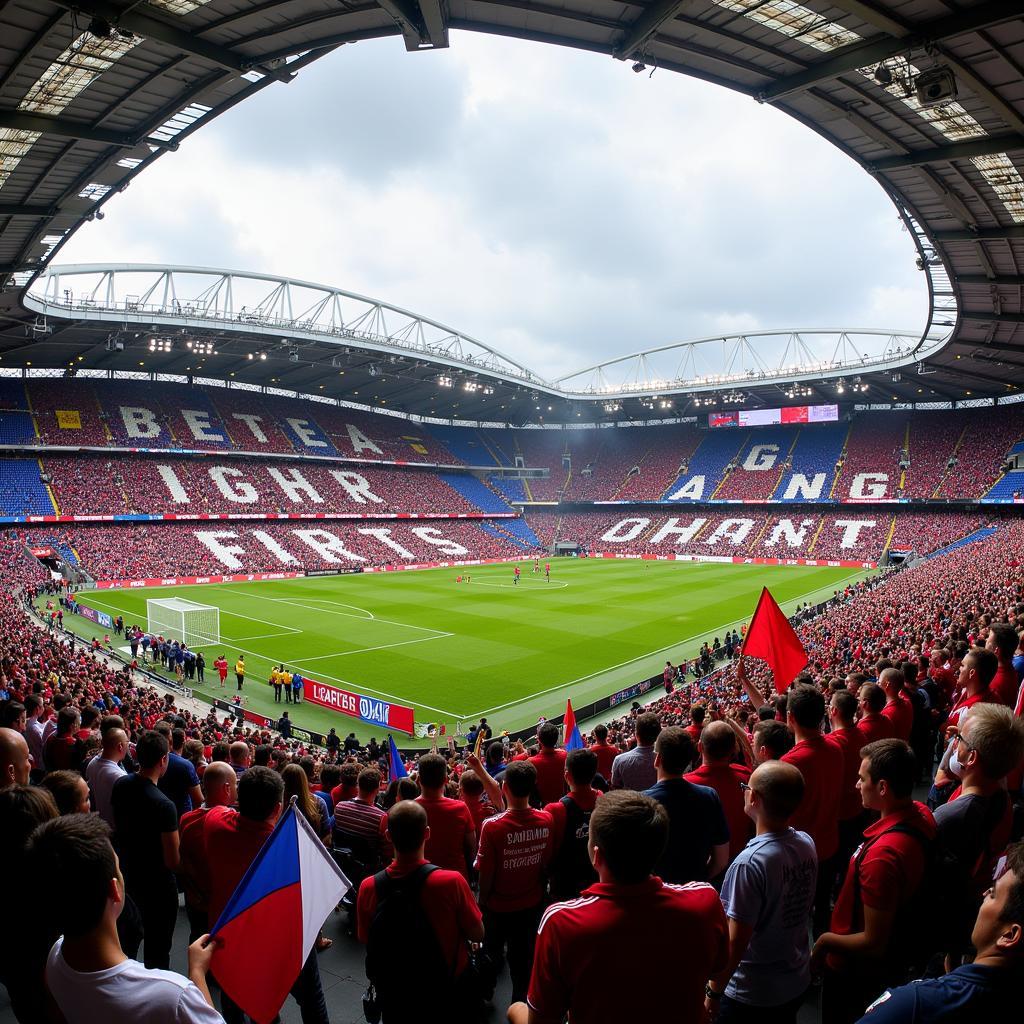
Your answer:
147,597 -> 221,648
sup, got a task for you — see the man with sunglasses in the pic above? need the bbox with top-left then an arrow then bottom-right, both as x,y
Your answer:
857,841 -> 1024,1021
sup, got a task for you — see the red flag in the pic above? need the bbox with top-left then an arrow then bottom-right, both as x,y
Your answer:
742,587 -> 807,694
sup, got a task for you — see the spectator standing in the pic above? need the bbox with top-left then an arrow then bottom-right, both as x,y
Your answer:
332,767 -> 388,888
685,720 -> 752,865
932,703 -> 1024,958
195,651 -> 205,684
707,761 -> 817,1023
644,727 -> 729,884
110,730 -> 181,970
205,767 -> 328,1024
44,706 -> 83,772
358,801 -> 484,1023
813,740 -> 937,1024
987,623 -> 1020,708
526,722 -> 568,804
544,748 -> 600,900
587,723 -> 619,783
827,691 -> 867,870
476,761 -> 553,1003
24,694 -> 46,780
610,711 -> 661,790
855,683 -> 893,747
29,815 -> 223,1024
779,685 -> 843,933
178,762 -> 237,942
87,727 -> 128,827
880,667 -> 914,742
414,753 -> 476,878
856,840 -> 1024,1023
509,791 -> 728,1024
1,726 -> 32,788
156,724 -> 202,819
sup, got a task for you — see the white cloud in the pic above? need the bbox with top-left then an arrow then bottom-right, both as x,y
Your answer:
60,31 -> 928,381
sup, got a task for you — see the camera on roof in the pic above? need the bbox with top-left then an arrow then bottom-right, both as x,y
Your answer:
914,67 -> 957,109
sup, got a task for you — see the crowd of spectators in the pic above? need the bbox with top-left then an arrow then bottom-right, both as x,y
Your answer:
42,456 -> 486,517
3,510 -> 1024,1023
14,519 -> 540,580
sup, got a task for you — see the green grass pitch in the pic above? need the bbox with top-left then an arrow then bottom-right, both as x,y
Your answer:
57,560 -> 868,743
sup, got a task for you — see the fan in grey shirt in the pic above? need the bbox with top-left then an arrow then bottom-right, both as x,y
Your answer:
610,712 -> 661,791
709,761 -> 818,1020
87,729 -> 129,827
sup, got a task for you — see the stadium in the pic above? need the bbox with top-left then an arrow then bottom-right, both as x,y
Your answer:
1,2 -> 1023,1024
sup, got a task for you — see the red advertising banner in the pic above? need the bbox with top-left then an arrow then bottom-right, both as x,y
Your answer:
303,677 -> 415,735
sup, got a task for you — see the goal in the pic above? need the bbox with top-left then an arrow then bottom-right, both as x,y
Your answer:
147,597 -> 221,648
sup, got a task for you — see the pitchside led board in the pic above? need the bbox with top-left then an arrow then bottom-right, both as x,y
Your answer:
708,405 -> 839,428
303,677 -> 415,735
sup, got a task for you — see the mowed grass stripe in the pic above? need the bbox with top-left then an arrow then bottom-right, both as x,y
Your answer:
57,560 -> 868,741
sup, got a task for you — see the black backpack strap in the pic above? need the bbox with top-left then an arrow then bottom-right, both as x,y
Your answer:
850,822 -> 930,926
372,863 -> 437,903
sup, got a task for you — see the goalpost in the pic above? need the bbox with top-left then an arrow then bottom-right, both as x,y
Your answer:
147,597 -> 221,648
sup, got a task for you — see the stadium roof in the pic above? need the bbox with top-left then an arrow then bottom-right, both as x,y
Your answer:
0,0 -> 1022,424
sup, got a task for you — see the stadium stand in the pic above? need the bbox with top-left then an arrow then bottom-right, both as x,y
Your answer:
662,428 -> 747,502
0,460 -> 56,516
713,426 -> 799,501
773,421 -> 847,501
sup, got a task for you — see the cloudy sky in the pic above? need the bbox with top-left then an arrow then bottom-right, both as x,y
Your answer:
60,31 -> 927,381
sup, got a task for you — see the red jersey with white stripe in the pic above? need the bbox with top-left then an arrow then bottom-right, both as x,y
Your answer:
527,877 -> 728,1023
475,807 -> 553,912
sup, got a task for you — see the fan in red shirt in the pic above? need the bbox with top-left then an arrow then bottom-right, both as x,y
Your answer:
587,723 -> 619,782
214,655 -> 228,687
986,623 -> 1021,708
414,753 -> 476,878
475,761 -> 553,1003
854,682 -> 893,747
779,685 -> 844,935
508,790 -> 728,1024
812,739 -> 937,1024
685,704 -> 706,746
826,691 -> 867,866
879,667 -> 914,741
544,749 -> 601,900
933,648 -> 999,792
177,762 -> 236,941
205,766 -> 330,1023
526,723 -> 567,804
684,720 -> 751,864
357,801 -> 483,1019
458,768 -> 499,839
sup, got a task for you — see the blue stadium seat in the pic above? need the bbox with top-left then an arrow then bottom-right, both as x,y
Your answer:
438,473 -> 514,513
0,459 -> 57,515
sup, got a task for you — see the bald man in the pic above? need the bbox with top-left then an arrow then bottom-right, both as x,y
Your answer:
707,761 -> 817,1019
228,741 -> 250,776
0,727 -> 31,789
179,761 -> 238,941
86,727 -> 128,827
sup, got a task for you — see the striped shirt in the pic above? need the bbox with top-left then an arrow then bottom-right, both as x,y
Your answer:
332,798 -> 387,862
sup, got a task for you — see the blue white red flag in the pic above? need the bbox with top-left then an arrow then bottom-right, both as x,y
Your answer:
564,699 -> 584,751
388,734 -> 407,779
210,801 -> 350,1024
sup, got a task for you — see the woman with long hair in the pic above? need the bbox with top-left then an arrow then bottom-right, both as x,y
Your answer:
280,763 -> 333,951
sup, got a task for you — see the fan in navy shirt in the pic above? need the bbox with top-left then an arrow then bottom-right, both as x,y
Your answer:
643,727 -> 729,883
858,840 -> 1024,1023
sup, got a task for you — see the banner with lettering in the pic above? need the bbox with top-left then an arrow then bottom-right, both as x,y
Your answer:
303,677 -> 415,735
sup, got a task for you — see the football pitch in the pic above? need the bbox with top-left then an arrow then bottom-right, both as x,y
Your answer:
58,560 -> 868,742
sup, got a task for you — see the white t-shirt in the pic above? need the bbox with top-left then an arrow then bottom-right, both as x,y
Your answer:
46,939 -> 224,1024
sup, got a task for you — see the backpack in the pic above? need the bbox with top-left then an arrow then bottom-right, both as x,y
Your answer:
365,865 -> 451,1012
548,794 -> 598,901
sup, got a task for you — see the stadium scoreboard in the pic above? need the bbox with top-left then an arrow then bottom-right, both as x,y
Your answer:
708,404 -> 839,428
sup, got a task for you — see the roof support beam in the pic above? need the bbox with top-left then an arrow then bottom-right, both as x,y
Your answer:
759,1 -> 1022,103
47,0 -> 295,82
870,134 -> 1024,172
613,0 -> 697,60
375,0 -> 448,51
955,274 -> 1024,286
822,1 -> 908,39
934,226 -> 1024,242
0,110 -> 147,148
0,204 -> 59,218
960,312 -> 1024,325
